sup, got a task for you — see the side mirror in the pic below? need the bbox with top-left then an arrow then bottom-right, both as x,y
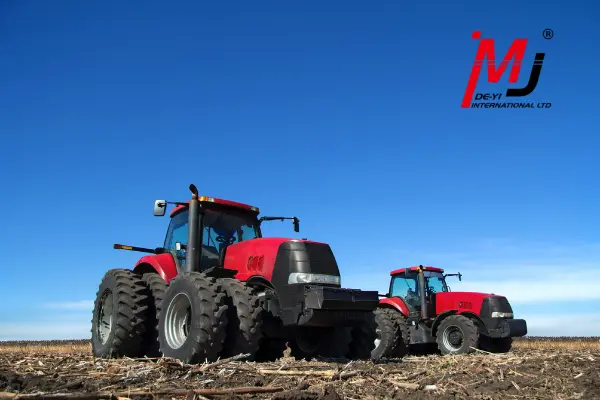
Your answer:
458,272 -> 462,281
293,217 -> 300,232
154,200 -> 167,216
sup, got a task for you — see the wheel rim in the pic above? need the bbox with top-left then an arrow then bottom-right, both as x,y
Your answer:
164,293 -> 192,350
374,327 -> 381,349
442,325 -> 464,352
97,289 -> 113,345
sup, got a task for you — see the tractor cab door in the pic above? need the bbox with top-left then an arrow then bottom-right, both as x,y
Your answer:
163,209 -> 190,269
389,273 -> 422,313
163,209 -> 219,271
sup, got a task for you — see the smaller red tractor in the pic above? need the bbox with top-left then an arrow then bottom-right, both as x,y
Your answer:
371,265 -> 527,358
91,184 -> 381,364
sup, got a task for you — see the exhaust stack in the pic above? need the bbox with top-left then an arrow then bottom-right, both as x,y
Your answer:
185,184 -> 201,273
417,265 -> 428,319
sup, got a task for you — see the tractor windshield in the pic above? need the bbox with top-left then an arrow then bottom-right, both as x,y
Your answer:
163,207 -> 260,260
390,270 -> 448,311
202,209 -> 260,248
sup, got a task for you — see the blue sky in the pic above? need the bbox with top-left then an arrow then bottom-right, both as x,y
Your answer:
1,0 -> 599,339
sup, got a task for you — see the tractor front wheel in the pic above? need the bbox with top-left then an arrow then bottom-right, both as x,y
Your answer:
91,269 -> 151,358
436,315 -> 479,355
158,272 -> 228,363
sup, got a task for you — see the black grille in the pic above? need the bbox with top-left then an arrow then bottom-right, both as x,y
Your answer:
480,296 -> 513,317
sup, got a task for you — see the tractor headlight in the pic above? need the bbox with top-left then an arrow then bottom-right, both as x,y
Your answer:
491,312 -> 513,318
288,273 -> 341,285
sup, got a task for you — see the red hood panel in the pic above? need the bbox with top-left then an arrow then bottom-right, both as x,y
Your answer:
436,292 -> 504,315
223,237 -> 326,281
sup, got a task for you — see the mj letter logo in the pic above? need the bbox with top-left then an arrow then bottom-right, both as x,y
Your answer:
461,31 -> 547,109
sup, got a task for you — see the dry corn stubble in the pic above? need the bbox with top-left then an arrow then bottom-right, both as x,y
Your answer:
0,339 -> 598,399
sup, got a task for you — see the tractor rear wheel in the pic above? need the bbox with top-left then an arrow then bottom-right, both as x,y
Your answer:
91,269 -> 150,358
141,273 -> 168,357
158,272 -> 228,363
218,278 -> 264,359
479,336 -> 513,353
347,312 -> 378,360
372,308 -> 410,359
436,315 -> 479,355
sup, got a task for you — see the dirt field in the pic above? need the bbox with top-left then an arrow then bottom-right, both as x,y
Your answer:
1,339 -> 599,399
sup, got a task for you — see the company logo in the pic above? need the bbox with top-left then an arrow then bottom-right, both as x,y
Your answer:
462,29 -> 552,109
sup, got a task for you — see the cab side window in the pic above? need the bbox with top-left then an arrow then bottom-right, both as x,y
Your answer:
164,211 -> 189,251
390,274 -> 421,311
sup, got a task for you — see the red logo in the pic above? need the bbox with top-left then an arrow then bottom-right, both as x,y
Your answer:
247,255 -> 264,272
462,30 -> 550,109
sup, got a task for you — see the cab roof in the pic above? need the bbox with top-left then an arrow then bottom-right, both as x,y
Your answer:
390,266 -> 444,276
170,196 -> 260,218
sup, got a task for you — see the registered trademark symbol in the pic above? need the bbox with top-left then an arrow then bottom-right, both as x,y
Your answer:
543,28 -> 554,40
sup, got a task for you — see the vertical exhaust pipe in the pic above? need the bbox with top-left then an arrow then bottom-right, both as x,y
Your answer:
417,265 -> 428,319
185,184 -> 201,273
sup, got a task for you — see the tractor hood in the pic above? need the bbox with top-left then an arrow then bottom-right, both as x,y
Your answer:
222,237 -> 341,284
435,292 -> 514,317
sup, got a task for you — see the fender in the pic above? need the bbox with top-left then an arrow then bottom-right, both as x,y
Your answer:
133,253 -> 179,283
378,297 -> 409,317
458,311 -> 488,334
431,310 -> 457,336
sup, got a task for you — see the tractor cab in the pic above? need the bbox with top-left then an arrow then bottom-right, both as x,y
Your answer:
389,266 -> 447,316
159,198 -> 262,271
152,193 -> 300,273
388,265 -> 463,321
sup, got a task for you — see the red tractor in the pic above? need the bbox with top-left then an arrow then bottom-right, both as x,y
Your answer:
372,265 -> 527,358
91,184 -> 380,363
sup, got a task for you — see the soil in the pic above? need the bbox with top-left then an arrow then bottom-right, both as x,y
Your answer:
1,348 -> 598,399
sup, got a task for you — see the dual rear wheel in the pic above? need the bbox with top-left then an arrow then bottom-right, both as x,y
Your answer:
92,270 -> 264,362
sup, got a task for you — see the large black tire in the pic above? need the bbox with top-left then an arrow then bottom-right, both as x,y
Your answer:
436,315 -> 479,355
389,312 -> 410,358
141,273 -> 168,357
372,308 -> 410,359
479,336 -> 513,353
91,269 -> 151,358
158,272 -> 228,364
347,312 -> 377,360
218,278 -> 264,359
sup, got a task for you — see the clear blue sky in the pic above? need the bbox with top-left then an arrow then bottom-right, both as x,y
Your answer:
1,1 -> 599,339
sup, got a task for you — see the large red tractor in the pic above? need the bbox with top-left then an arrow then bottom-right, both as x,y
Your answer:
91,184 -> 380,363
372,265 -> 527,359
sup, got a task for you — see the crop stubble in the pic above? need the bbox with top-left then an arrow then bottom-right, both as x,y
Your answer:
0,340 -> 599,399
